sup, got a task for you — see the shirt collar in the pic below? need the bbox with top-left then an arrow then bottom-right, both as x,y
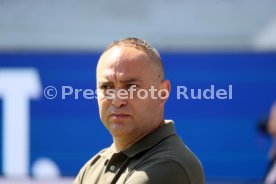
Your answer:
122,120 -> 176,157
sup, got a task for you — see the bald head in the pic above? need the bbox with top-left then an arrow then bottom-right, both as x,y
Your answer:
99,37 -> 164,80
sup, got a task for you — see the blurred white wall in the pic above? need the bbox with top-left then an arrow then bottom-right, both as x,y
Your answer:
0,0 -> 276,51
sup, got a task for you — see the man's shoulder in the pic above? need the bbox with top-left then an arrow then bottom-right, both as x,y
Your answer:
77,147 -> 110,172
128,158 -> 204,184
164,134 -> 204,171
137,134 -> 205,183
127,159 -> 190,184
151,133 -> 200,162
73,147 -> 111,184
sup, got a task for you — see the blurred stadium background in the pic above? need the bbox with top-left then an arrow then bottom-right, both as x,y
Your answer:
1,0 -> 276,183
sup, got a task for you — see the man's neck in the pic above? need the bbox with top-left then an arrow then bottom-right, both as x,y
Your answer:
112,121 -> 165,152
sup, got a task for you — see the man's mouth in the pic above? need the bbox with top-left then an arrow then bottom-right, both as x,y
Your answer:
110,113 -> 130,119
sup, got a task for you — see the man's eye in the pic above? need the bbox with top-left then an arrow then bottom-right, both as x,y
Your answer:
127,84 -> 137,89
100,85 -> 113,90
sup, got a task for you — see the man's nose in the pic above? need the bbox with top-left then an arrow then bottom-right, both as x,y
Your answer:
111,92 -> 127,108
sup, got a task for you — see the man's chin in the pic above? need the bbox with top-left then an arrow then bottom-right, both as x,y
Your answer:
109,125 -> 133,137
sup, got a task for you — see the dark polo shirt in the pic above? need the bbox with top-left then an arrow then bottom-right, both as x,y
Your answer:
74,121 -> 205,184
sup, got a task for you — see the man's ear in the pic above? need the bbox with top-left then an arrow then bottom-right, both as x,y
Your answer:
158,80 -> 171,104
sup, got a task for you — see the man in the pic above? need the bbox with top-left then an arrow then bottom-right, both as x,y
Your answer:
74,38 -> 205,184
265,103 -> 276,184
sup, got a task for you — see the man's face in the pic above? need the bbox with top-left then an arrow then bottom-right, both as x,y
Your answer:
269,103 -> 276,136
96,46 -> 168,140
